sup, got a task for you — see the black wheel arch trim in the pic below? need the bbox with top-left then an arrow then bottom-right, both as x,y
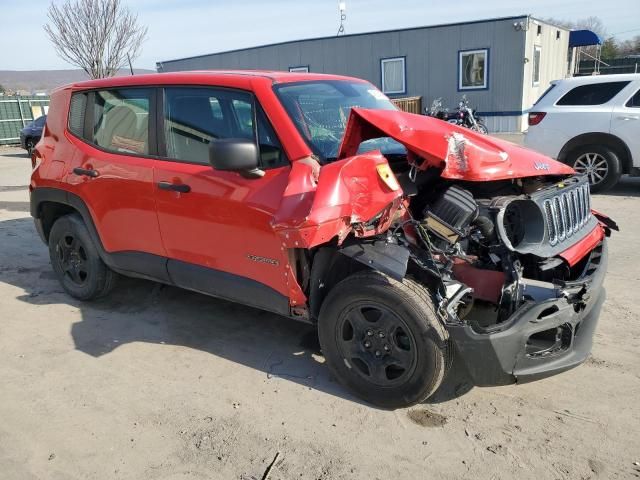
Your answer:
308,239 -> 410,321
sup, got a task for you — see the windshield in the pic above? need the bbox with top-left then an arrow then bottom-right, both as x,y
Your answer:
274,80 -> 405,162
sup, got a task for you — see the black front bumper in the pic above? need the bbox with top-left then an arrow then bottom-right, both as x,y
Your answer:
448,240 -> 608,386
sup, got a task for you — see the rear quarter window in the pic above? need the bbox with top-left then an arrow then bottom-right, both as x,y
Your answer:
68,92 -> 88,137
556,81 -> 630,106
626,89 -> 640,108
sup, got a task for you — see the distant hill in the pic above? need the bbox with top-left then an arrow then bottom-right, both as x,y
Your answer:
0,69 -> 155,94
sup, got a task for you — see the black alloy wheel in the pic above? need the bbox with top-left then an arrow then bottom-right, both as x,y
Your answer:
336,302 -> 417,386
318,271 -> 450,409
54,233 -> 89,286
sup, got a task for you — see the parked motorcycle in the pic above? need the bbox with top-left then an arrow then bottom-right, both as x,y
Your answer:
425,95 -> 488,134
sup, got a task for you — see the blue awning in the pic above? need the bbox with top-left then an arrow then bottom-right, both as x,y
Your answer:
569,30 -> 602,47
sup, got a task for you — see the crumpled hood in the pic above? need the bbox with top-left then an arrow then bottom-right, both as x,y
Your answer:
338,108 -> 574,181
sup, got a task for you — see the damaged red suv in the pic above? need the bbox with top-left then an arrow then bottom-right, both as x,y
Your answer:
30,72 -> 616,408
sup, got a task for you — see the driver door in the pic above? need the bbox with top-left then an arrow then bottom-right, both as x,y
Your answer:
152,86 -> 292,315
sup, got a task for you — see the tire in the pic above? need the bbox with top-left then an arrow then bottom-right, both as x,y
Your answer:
48,214 -> 117,300
475,122 -> 488,135
567,145 -> 621,193
318,270 -> 449,409
25,138 -> 34,156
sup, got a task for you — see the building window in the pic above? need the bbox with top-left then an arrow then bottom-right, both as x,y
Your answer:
459,49 -> 488,90
289,66 -> 309,73
380,57 -> 406,95
533,46 -> 541,86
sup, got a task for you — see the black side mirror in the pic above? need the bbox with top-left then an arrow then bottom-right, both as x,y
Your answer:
209,139 -> 261,175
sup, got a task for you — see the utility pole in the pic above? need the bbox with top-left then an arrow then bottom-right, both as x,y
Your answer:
337,1 -> 346,36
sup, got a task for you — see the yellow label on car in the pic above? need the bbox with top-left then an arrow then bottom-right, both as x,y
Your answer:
376,164 -> 400,191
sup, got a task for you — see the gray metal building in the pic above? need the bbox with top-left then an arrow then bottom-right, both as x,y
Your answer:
157,15 -> 571,133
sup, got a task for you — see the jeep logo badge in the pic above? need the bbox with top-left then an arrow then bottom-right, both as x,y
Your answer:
534,162 -> 550,171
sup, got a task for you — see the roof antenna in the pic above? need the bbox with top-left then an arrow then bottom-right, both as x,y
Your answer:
337,1 -> 346,36
127,52 -> 134,75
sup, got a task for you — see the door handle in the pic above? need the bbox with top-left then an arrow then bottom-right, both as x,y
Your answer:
73,167 -> 99,177
616,115 -> 640,121
157,181 -> 191,193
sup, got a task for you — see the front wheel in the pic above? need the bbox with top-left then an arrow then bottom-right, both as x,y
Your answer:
318,271 -> 450,409
568,145 -> 621,193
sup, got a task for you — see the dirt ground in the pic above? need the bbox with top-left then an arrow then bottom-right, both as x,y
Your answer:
0,145 -> 639,480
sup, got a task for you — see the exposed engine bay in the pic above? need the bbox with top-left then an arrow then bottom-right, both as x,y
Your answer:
382,160 -> 602,332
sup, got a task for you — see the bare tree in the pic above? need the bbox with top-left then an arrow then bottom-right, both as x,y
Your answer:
44,0 -> 147,79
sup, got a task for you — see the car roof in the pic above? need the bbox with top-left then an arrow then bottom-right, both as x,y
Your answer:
67,70 -> 367,91
551,73 -> 640,86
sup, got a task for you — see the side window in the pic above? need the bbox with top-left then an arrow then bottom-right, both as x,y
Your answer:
256,105 -> 288,169
68,92 -> 87,137
163,87 -> 288,168
231,99 -> 254,138
92,88 -> 151,155
556,81 -> 630,106
626,89 -> 640,108
532,46 -> 541,86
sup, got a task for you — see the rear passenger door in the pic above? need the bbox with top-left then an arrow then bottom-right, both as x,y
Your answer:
554,81 -> 630,137
152,86 -> 292,315
71,88 -> 168,272
611,84 -> 640,167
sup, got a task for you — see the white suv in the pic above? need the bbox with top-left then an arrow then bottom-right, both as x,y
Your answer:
524,73 -> 640,192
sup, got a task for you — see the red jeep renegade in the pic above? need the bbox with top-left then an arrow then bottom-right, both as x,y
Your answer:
30,71 -> 616,408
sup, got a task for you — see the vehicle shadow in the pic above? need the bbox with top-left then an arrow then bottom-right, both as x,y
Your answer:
0,151 -> 29,159
597,176 -> 640,198
0,215 -> 474,408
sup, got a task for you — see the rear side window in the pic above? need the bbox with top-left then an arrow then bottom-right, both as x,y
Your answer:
626,89 -> 640,108
92,89 -> 152,155
162,86 -> 288,169
556,81 -> 630,106
68,92 -> 87,137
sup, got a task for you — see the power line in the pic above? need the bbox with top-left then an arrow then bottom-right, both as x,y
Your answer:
611,27 -> 640,36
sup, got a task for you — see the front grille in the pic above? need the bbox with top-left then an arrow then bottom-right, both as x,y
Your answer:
543,183 -> 591,247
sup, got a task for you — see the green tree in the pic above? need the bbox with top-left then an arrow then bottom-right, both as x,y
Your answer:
601,37 -> 619,60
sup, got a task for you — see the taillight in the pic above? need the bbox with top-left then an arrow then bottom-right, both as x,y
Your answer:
528,112 -> 546,126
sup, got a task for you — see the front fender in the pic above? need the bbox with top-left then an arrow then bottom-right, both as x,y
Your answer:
273,152 -> 403,248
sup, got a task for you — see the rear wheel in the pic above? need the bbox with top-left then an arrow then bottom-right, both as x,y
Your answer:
474,122 -> 488,134
318,271 -> 449,409
48,214 -> 117,300
568,145 -> 621,193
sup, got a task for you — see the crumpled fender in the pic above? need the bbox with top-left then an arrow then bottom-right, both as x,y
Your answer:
338,108 -> 575,181
273,152 -> 403,249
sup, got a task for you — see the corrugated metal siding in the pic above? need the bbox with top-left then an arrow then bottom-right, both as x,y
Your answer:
0,96 -> 50,145
522,20 -> 570,112
158,17 -> 568,132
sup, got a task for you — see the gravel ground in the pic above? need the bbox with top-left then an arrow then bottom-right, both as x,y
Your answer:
0,145 -> 639,479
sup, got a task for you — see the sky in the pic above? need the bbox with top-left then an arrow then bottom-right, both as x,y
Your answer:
0,0 -> 639,71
